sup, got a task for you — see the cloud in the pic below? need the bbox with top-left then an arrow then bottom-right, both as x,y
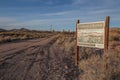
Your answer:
105,0 -> 120,5
41,10 -> 83,17
0,17 -> 75,30
72,0 -> 120,7
89,8 -> 119,15
11,18 -> 75,26
0,5 -> 120,30
72,0 -> 90,5
43,11 -> 69,16
17,0 -> 35,1
16,0 -> 56,5
0,17 -> 16,23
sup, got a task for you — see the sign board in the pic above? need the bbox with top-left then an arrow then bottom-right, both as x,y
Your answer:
77,21 -> 105,48
75,16 -> 110,65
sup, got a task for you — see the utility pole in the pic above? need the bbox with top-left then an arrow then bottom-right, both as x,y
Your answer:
50,25 -> 52,32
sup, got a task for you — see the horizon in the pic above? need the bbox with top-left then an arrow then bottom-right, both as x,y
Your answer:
0,0 -> 120,31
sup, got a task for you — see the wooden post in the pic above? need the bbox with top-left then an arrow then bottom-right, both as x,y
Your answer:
102,16 -> 110,75
75,20 -> 80,65
104,16 -> 110,55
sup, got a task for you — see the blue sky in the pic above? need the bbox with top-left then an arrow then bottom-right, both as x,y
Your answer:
0,0 -> 120,31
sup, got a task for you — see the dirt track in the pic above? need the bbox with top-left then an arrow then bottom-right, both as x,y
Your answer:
0,35 -> 79,80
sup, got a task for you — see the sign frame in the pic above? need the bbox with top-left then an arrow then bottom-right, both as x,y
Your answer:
75,16 -> 110,65
77,21 -> 105,48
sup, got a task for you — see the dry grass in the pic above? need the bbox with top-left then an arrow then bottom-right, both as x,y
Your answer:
0,28 -> 120,80
56,32 -> 76,55
78,48 -> 120,80
79,55 -> 103,80
42,28 -> 119,80
78,28 -> 120,80
109,28 -> 120,41
0,30 -> 55,43
105,49 -> 120,80
56,28 -> 120,80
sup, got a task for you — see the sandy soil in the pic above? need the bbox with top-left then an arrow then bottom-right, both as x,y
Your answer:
0,35 -> 79,80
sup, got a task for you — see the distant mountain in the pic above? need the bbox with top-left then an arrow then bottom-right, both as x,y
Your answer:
10,28 -> 30,31
19,28 -> 30,31
0,28 -> 6,31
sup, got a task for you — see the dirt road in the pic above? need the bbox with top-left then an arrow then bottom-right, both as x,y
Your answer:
0,35 -> 78,80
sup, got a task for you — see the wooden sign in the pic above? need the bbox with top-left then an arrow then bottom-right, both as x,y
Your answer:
77,21 -> 105,48
75,16 -> 110,65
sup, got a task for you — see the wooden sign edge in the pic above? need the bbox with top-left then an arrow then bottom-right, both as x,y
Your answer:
75,16 -> 110,66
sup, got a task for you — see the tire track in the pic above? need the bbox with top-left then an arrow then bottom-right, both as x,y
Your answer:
0,34 -> 79,80
23,36 -> 58,80
0,46 -> 37,80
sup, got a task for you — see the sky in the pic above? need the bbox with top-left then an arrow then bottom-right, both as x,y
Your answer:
0,0 -> 120,31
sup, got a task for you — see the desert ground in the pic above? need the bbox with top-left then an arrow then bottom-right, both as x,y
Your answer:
0,28 -> 120,80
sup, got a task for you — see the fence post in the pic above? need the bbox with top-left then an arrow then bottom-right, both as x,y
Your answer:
102,16 -> 110,78
75,19 -> 80,65
104,16 -> 110,55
